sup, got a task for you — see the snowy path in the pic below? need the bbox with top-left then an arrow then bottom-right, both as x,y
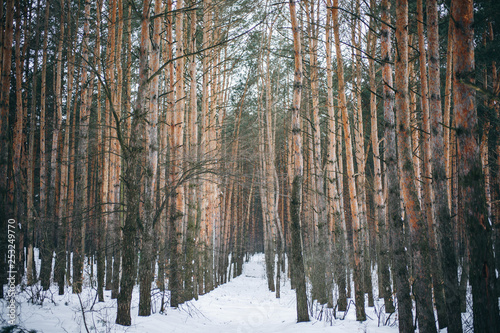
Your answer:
2,254 -> 398,333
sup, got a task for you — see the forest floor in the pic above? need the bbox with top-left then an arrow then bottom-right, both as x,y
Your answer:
2,254 -> 446,333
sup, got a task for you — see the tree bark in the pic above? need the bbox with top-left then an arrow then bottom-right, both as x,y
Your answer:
12,0 -> 27,285
332,0 -> 365,321
452,0 -> 500,331
116,0 -> 151,325
200,0 -> 214,294
416,0 -> 448,327
395,1 -> 437,331
289,0 -> 309,323
381,0 -> 413,330
139,0 -> 159,316
39,0 -> 52,291
72,0 -> 91,294
257,48 -> 275,293
112,0 -> 125,300
427,0 -> 462,331
369,0 -> 393,313
184,0 -> 199,302
324,0 -> 346,309
444,13 -> 454,213
306,0 -> 328,305
169,0 -> 186,307
26,0 -> 43,287
51,0 -> 66,296
93,0 -> 104,302
352,0 -> 372,308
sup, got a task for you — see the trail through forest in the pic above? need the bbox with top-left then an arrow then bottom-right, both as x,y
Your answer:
4,254 -> 398,333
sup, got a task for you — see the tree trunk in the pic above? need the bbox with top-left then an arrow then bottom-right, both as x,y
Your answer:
289,0 -> 309,323
395,1 -> 437,331
156,0 -> 170,304
67,64 -> 80,288
12,0 -> 25,286
139,0 -> 159,316
112,0 -> 125,301
306,0 -> 328,305
39,0 -> 52,291
51,0 -> 66,296
169,0 -> 186,307
444,13 -> 454,213
452,0 -> 500,331
257,48 -> 275,292
105,0 -> 121,299
332,0 -> 365,321
200,0 -> 214,294
116,0 -> 152,325
381,0 -> 413,330
416,0 -> 448,328
72,0 -> 91,294
93,0 -> 104,302
325,0 -> 345,309
427,0 -> 462,331
368,0 -> 393,312
26,0 -> 43,287
184,0 -> 199,302
352,1 -> 372,308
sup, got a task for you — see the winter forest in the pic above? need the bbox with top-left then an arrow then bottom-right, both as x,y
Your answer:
1,0 -> 500,331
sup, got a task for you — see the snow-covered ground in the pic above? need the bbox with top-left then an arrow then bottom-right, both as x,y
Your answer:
1,254 -> 402,332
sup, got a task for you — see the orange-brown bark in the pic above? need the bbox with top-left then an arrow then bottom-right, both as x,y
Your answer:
427,0 -> 462,331
395,1 -> 437,331
72,0 -> 91,294
452,0 -> 500,330
332,0 -> 365,321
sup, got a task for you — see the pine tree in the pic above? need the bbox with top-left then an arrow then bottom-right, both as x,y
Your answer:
452,0 -> 500,331
332,0 -> 365,321
289,0 -> 309,323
